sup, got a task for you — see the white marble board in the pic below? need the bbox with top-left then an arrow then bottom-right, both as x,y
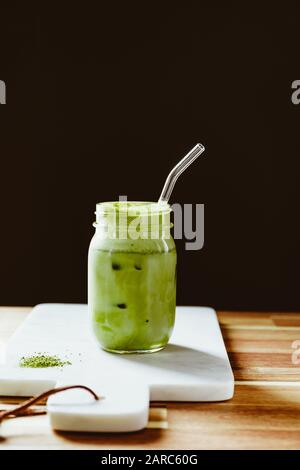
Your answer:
3,303 -> 234,402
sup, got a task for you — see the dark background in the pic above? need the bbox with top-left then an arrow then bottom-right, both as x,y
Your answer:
0,3 -> 299,310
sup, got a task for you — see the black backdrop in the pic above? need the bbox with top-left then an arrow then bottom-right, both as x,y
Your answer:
0,3 -> 300,310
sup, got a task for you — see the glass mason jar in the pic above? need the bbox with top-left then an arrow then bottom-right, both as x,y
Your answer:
88,201 -> 177,354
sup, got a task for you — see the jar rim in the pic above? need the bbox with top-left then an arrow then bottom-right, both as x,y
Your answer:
95,201 -> 171,217
94,201 -> 172,232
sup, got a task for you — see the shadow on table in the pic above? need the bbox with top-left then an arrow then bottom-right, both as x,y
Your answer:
55,426 -> 165,446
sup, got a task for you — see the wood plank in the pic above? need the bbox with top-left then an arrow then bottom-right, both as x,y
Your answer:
224,339 -> 297,353
233,368 -> 300,381
272,319 -> 300,327
229,352 -> 298,368
218,311 -> 274,326
218,311 -> 273,319
222,327 -> 300,340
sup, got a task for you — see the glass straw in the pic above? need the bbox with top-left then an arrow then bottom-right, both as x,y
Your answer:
158,143 -> 205,203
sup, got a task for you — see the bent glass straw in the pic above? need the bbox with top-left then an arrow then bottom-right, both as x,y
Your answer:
158,143 -> 205,204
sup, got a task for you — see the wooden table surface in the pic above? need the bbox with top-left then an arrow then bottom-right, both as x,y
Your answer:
1,307 -> 300,450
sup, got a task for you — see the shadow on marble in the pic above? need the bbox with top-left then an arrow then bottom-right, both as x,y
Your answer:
116,344 -> 228,379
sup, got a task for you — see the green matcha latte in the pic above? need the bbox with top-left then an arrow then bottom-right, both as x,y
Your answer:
88,201 -> 177,353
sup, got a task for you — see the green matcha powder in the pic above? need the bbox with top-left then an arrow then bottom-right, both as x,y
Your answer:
19,353 -> 72,368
